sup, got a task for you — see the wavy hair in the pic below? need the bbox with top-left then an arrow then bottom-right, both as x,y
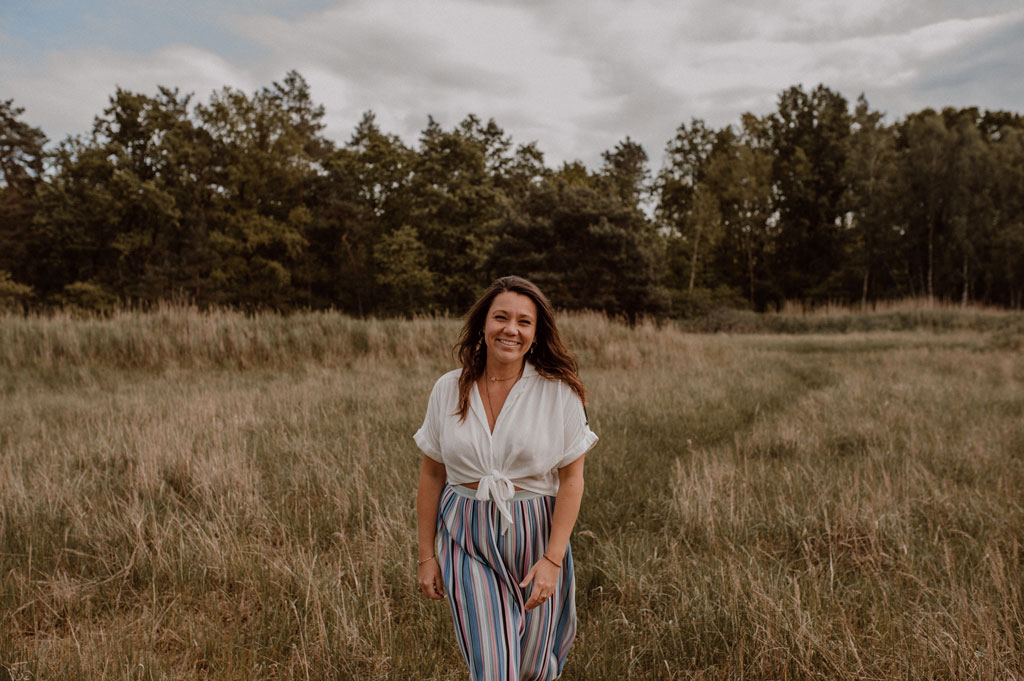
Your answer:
453,275 -> 585,421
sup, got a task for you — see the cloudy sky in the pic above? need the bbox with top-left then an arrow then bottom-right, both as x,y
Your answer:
3,0 -> 1023,168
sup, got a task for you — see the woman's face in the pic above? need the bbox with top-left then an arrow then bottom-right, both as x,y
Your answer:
483,291 -> 538,369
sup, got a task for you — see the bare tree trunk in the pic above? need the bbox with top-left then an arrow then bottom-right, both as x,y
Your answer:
688,229 -> 701,294
747,247 -> 755,305
861,270 -> 869,309
961,253 -> 968,307
927,221 -> 934,305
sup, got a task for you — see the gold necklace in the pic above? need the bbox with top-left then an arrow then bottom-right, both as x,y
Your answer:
486,362 -> 523,383
483,365 -> 522,427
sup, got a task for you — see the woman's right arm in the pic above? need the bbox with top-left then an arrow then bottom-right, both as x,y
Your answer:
416,454 -> 447,599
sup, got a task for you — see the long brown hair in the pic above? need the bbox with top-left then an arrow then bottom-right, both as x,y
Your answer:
454,275 -> 585,420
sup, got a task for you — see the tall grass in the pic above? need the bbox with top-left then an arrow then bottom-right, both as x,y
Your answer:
678,298 -> 1024,337
1,307 -> 1022,679
0,304 -> 455,371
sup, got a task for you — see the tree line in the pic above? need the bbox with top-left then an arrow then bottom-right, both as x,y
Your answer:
2,71 -> 1023,316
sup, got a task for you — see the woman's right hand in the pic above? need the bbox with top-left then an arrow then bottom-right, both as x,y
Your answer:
417,557 -> 445,599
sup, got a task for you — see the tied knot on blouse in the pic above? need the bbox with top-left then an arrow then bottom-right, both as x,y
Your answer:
475,470 -> 517,533
414,363 -> 598,536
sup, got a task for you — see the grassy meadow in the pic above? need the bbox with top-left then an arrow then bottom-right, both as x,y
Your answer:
1,305 -> 1022,680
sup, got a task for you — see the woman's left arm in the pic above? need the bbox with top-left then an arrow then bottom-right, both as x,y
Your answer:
519,454 -> 585,611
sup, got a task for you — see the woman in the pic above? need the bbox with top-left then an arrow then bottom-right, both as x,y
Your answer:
414,275 -> 598,681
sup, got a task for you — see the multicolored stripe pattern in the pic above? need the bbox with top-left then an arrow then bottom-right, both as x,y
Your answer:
437,484 -> 577,681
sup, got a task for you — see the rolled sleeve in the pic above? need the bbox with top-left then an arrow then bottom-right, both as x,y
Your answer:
557,391 -> 598,468
413,379 -> 444,462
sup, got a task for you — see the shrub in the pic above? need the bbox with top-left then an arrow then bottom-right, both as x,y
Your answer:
0,270 -> 34,311
60,280 -> 119,315
668,285 -> 748,319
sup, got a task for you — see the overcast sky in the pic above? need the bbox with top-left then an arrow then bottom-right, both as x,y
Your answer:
3,0 -> 1023,169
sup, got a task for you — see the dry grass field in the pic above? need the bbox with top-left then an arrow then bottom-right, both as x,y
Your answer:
1,306 -> 1022,680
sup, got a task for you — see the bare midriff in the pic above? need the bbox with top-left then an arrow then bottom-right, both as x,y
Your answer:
461,480 -> 526,491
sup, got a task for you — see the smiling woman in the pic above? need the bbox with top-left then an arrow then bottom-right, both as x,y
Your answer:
413,275 -> 598,681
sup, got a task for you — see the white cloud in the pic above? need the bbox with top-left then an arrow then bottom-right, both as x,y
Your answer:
3,43 -> 258,142
2,0 -> 1023,167
233,0 -> 599,162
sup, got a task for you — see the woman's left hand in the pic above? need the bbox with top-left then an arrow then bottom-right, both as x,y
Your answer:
519,557 -> 560,611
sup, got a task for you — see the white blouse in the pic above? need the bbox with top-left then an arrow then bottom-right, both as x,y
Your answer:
414,362 -> 598,533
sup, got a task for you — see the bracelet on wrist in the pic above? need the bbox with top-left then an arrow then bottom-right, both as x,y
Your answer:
542,553 -> 561,569
417,555 -> 436,566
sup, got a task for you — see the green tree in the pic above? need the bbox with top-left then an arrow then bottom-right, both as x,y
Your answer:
894,111 -> 953,301
840,95 -> 900,304
0,99 -> 47,294
943,109 -> 997,305
491,163 -> 666,320
317,111 -> 416,314
33,87 -> 219,305
657,119 -> 716,225
196,71 -> 330,308
657,119 -> 719,306
708,115 -> 777,308
988,120 -> 1024,307
373,224 -> 436,313
95,88 -> 195,301
494,141 -> 550,207
33,137 -> 124,303
600,136 -> 651,208
769,84 -> 852,303
408,115 -> 505,311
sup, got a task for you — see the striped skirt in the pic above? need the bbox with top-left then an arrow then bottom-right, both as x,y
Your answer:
437,484 -> 576,681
